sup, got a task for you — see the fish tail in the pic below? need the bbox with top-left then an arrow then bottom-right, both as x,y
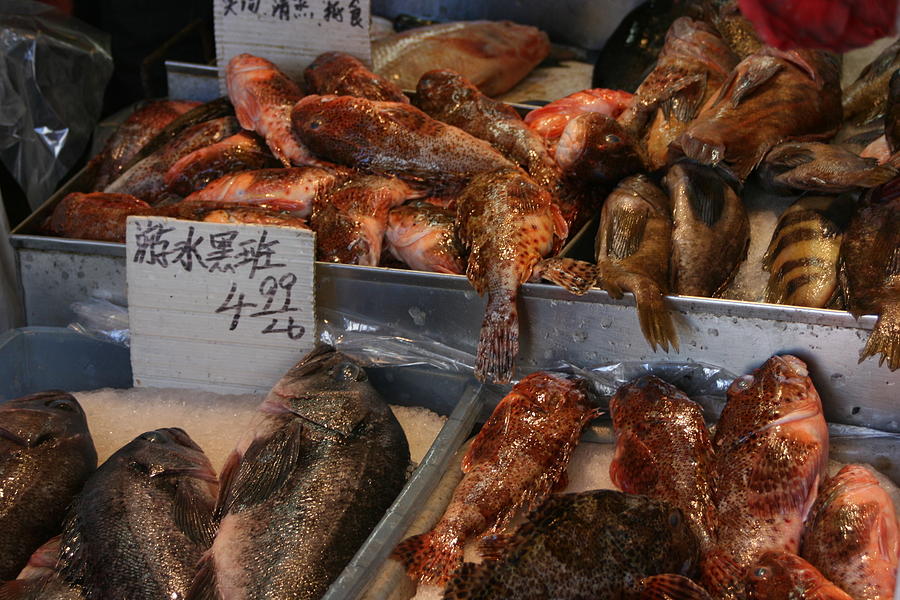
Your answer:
860,301 -> 900,371
443,562 -> 492,600
533,257 -> 599,295
390,531 -> 463,585
638,574 -> 713,600
475,289 -> 518,384
629,276 -> 679,353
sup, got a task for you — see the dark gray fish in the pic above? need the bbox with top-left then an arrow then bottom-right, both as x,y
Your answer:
664,161 -> 749,297
763,195 -> 855,309
442,490 -> 703,600
55,428 -> 218,600
595,175 -> 678,352
843,38 -> 900,127
189,346 -> 410,600
104,116 -> 241,204
758,142 -> 897,195
0,392 -> 96,581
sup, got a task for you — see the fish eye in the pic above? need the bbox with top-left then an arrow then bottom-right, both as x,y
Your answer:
129,460 -> 150,475
309,119 -> 321,130
333,363 -> 366,382
47,398 -> 75,412
140,431 -> 167,444
754,567 -> 770,578
604,134 -> 621,144
668,511 -> 682,527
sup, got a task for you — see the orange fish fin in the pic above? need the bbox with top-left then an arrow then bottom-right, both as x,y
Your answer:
701,549 -> 745,599
550,201 -> 569,242
553,469 -> 569,492
465,245 -> 488,295
860,301 -> 900,371
638,574 -> 713,600
477,533 -> 512,562
746,436 -> 823,518
609,430 -> 660,494
390,531 -> 463,585
533,257 -> 599,295
443,562 -> 493,600
474,289 -> 519,383
462,403 -> 513,471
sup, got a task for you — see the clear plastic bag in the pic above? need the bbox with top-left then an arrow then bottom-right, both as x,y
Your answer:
67,298 -> 130,347
0,0 -> 113,209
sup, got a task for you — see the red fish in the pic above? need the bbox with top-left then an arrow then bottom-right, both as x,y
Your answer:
745,552 -> 854,600
391,372 -> 598,584
801,464 -> 899,600
704,355 -> 828,598
610,376 -> 717,552
45,193 -> 152,243
200,208 -> 310,229
304,51 -> 408,103
524,88 -> 634,143
385,201 -> 465,274
226,53 -> 318,166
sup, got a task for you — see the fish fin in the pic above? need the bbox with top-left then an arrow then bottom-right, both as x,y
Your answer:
533,257 -> 599,295
609,430 -> 660,493
860,301 -> 900,370
56,513 -> 95,594
0,427 -> 28,446
847,164 -> 899,188
173,481 -> 218,548
763,273 -> 787,305
616,272 -> 679,353
465,245 -> 488,295
462,408 -> 507,471
686,169 -> 725,227
218,420 -> 305,515
477,533 -> 512,562
214,450 -> 241,520
731,59 -> 783,107
660,74 -> 707,123
186,553 -> 219,600
607,206 -> 649,260
443,562 -> 492,600
594,259 -> 626,299
0,580 -> 44,600
747,435 -> 824,517
769,145 -> 816,169
700,550 -> 745,599
474,289 -> 518,383
553,469 -> 569,492
638,574 -> 713,600
390,531 -> 463,585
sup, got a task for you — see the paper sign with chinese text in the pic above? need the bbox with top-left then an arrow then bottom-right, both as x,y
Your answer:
126,216 -> 316,393
214,0 -> 371,91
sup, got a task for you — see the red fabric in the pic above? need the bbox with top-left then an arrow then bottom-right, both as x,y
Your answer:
739,0 -> 897,52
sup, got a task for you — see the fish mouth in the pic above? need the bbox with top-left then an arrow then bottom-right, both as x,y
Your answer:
160,427 -> 204,453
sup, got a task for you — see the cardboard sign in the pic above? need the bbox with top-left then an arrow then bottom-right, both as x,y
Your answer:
214,0 -> 372,89
126,216 -> 316,393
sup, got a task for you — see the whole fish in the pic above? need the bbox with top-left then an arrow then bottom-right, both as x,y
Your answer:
594,175 -> 678,351
664,161 -> 749,297
226,53 -> 319,167
45,193 -> 152,243
0,392 -> 96,581
524,88 -> 634,144
843,38 -> 900,127
385,201 -> 465,274
90,100 -> 199,190
392,372 -> 598,585
304,51 -> 408,103
311,175 -> 424,266
762,195 -> 855,308
415,69 -> 560,188
745,552 -> 854,600
182,167 -> 342,218
104,116 -> 241,204
840,181 -> 900,370
189,346 -> 409,600
291,94 -> 516,189
372,21 -> 550,97
703,355 -> 828,598
555,113 -> 646,185
55,428 -> 217,600
801,464 -> 899,600
618,17 -> 739,170
758,142 -> 898,195
609,376 -> 716,551
164,131 -> 279,197
673,49 -> 842,181
442,490 -> 702,600
455,168 -> 572,382
200,208 -> 311,229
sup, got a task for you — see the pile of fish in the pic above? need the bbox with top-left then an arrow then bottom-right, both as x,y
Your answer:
0,346 -> 411,600
391,356 -> 900,599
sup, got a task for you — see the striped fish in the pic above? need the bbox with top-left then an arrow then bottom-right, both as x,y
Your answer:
762,195 -> 855,308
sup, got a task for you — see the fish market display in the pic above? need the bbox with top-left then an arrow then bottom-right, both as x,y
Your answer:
664,161 -> 749,297
385,201 -> 465,274
304,51 -> 408,103
311,175 -> 424,265
759,141 -> 898,194
226,54 -> 317,167
291,95 -> 516,188
801,464 -> 899,600
104,116 -> 241,204
554,113 -> 646,186
90,100 -> 199,190
673,49 -> 842,181
164,131 -> 279,197
762,195 -> 854,308
609,376 -> 716,550
392,372 -> 598,584
594,175 -> 678,352
54,428 -> 217,600
840,181 -> 900,370
523,88 -> 634,144
371,21 -> 550,97
192,346 -> 409,600
745,552 -> 854,600
0,392 -> 97,581
704,355 -> 828,597
45,193 -> 152,243
843,38 -> 900,127
442,491 -> 702,600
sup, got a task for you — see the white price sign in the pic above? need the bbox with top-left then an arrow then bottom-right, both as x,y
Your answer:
214,0 -> 372,89
126,216 -> 316,393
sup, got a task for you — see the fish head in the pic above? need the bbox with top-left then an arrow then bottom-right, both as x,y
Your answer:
556,113 -> 642,184
415,69 -> 478,112
116,428 -> 218,497
746,552 -> 850,600
610,375 -> 696,432
723,355 -> 821,429
290,94 -> 370,154
516,372 -> 599,416
614,174 -> 672,215
0,391 -> 92,450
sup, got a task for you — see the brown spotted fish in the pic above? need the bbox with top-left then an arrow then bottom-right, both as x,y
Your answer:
610,376 -> 717,552
745,552 -> 854,600
442,491 -> 705,600
386,201 -> 465,274
45,193 -> 153,243
762,195 -> 855,308
801,464 -> 899,600
703,355 -> 828,599
391,372 -> 598,585
304,51 -> 408,102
